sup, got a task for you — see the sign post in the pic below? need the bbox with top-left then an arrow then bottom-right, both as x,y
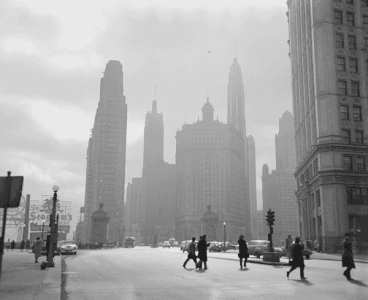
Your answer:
0,172 -> 24,284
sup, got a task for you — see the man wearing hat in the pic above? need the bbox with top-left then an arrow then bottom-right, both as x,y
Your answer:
238,235 -> 248,269
287,236 -> 307,280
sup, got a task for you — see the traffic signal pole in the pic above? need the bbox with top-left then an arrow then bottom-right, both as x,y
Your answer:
263,208 -> 279,262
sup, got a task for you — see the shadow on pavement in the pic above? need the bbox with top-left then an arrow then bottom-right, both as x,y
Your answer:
239,268 -> 249,271
348,279 -> 368,287
272,265 -> 284,268
290,279 -> 313,286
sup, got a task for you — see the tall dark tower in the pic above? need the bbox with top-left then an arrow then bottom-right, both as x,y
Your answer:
82,60 -> 127,244
143,100 -> 164,169
227,58 -> 257,239
227,58 -> 246,136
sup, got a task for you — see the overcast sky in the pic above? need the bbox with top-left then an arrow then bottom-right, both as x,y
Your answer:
0,0 -> 292,236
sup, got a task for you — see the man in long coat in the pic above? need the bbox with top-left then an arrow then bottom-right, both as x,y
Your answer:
342,233 -> 355,280
33,237 -> 43,263
238,235 -> 248,269
286,237 -> 307,280
197,235 -> 210,270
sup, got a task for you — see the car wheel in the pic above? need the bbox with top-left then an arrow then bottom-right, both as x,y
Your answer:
305,255 -> 310,259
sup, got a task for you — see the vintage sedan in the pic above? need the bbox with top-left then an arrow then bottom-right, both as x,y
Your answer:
59,242 -> 78,255
208,241 -> 221,252
162,241 -> 171,248
247,240 -> 283,258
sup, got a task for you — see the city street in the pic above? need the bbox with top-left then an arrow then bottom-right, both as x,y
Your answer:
61,247 -> 368,300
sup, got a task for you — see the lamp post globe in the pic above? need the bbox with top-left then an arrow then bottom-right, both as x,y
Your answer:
223,222 -> 226,251
52,185 -> 59,192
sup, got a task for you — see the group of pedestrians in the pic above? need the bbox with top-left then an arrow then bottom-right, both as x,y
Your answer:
183,234 -> 249,270
183,233 -> 357,281
5,238 -> 32,251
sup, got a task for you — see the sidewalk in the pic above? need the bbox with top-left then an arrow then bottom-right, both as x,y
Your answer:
207,250 -> 368,265
0,250 -> 61,300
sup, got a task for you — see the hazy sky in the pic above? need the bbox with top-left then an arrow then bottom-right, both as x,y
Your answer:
0,0 -> 292,235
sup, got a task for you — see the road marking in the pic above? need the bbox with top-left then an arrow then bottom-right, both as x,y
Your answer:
62,272 -> 78,274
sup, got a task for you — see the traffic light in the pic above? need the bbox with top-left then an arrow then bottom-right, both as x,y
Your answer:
269,210 -> 275,226
265,210 -> 271,226
265,209 -> 275,227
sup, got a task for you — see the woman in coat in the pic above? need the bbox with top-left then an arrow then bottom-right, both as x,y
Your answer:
342,233 -> 355,280
33,237 -> 43,263
238,235 -> 248,269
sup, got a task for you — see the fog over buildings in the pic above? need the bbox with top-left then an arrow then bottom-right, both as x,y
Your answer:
1,0 -> 366,249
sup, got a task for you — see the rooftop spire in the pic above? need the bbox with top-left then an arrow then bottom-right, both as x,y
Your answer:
152,100 -> 157,113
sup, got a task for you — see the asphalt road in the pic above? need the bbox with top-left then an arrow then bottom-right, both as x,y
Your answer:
61,247 -> 368,300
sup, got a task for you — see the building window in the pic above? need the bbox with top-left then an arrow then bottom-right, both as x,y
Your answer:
335,10 -> 343,24
337,57 -> 346,71
344,155 -> 353,170
349,58 -> 358,73
348,36 -> 356,49
357,157 -> 366,171
316,189 -> 321,207
353,106 -> 362,121
347,12 -> 355,26
355,131 -> 363,145
342,129 -> 351,143
347,187 -> 368,205
335,33 -> 344,48
340,105 -> 349,120
363,0 -> 368,7
346,0 -> 353,4
363,15 -> 368,26
351,81 -> 360,97
338,80 -> 347,95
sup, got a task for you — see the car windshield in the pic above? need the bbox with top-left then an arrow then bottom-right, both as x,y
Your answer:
60,241 -> 75,245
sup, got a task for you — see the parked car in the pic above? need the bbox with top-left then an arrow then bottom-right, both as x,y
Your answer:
138,243 -> 145,246
162,241 -> 170,248
247,240 -> 283,258
209,241 -> 221,252
180,240 -> 190,251
157,242 -> 163,247
172,241 -> 179,248
280,244 -> 313,259
59,242 -> 78,255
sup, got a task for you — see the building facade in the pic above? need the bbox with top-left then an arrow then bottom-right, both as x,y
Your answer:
227,58 -> 257,240
262,111 -> 299,246
82,60 -> 127,244
287,0 -> 368,252
175,100 -> 249,242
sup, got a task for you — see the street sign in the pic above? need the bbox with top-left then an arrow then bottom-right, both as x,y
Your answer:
0,176 -> 24,208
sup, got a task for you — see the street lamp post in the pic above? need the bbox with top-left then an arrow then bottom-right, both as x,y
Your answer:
22,224 -> 26,241
223,222 -> 226,252
47,185 -> 59,267
41,220 -> 45,241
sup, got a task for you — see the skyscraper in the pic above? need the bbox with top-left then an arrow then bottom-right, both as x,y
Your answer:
262,111 -> 298,244
140,101 -> 176,244
175,99 -> 249,241
227,58 -> 257,239
287,0 -> 368,252
82,60 -> 127,244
